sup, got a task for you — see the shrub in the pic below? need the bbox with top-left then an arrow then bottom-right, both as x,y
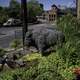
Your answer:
57,13 -> 80,41
56,13 -> 80,79
0,53 -> 65,80
10,39 -> 21,50
21,53 -> 42,61
0,68 -> 26,80
57,14 -> 80,66
0,52 -> 76,80
0,14 -> 8,25
0,48 -> 6,57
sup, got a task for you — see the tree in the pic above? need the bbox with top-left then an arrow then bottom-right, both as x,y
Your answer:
8,0 -> 20,18
0,6 -> 3,11
40,3 -> 44,12
27,0 -> 43,23
0,6 -> 9,25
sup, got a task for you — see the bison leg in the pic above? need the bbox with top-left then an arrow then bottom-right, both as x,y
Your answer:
37,36 -> 45,53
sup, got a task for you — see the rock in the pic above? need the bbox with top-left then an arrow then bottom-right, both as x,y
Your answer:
3,50 -> 23,61
15,60 -> 27,67
29,47 -> 38,53
6,60 -> 18,68
0,58 -> 3,64
6,60 -> 38,68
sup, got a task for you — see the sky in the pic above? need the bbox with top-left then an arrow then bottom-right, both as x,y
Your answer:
0,0 -> 76,10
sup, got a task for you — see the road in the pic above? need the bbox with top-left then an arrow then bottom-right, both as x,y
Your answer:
0,23 -> 56,48
0,27 -> 22,48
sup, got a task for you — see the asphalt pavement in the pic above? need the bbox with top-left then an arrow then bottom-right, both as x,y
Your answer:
0,27 -> 22,48
0,23 -> 56,48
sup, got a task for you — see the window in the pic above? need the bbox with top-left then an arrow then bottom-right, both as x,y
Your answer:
54,15 -> 56,20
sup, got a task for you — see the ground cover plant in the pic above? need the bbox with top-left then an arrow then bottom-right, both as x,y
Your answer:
0,14 -> 80,80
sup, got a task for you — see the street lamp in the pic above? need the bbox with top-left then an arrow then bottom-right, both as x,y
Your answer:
21,0 -> 27,50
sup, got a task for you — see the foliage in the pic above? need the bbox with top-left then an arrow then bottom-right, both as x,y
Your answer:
57,14 -> 80,41
0,52 -> 75,80
0,7 -> 9,25
0,68 -> 26,80
8,0 -> 20,18
0,0 -> 43,24
0,0 -> 20,25
57,13 -> 80,65
57,41 -> 80,66
0,14 -> 8,24
0,48 -> 6,57
27,0 -> 43,23
0,53 -> 65,80
10,39 -> 21,50
57,13 -> 80,79
21,53 -> 42,61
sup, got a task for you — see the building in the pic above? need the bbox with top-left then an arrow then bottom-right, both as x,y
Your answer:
42,5 -> 58,23
42,4 -> 77,23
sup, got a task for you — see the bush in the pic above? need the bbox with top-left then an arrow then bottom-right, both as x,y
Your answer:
57,14 -> 80,65
10,39 -> 21,50
57,14 -> 80,41
56,14 -> 80,79
18,53 -> 65,80
0,68 -> 26,80
0,48 -> 6,57
21,53 -> 42,61
0,14 -> 8,26
0,53 -> 65,80
0,52 -> 77,80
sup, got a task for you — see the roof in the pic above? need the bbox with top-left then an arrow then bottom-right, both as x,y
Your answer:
51,4 -> 58,9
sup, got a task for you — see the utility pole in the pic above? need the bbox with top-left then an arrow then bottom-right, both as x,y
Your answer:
77,0 -> 80,18
21,0 -> 27,50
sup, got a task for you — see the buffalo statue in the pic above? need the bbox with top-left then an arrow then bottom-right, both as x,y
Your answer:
25,26 -> 65,54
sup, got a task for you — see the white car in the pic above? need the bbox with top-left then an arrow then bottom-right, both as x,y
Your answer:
3,18 -> 22,27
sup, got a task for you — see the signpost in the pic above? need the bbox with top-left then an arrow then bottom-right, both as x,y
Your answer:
21,0 -> 27,50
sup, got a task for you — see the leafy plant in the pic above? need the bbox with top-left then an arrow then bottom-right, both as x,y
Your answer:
21,53 -> 42,61
10,39 -> 21,50
0,48 -> 6,57
57,13 -> 80,65
57,13 -> 80,41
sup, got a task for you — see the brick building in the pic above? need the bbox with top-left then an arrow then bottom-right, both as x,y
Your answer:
42,3 -> 77,23
42,5 -> 58,23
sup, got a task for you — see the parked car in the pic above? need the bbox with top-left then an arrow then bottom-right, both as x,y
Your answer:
3,18 -> 22,27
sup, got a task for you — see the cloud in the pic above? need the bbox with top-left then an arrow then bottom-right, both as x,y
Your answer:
67,1 -> 76,7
